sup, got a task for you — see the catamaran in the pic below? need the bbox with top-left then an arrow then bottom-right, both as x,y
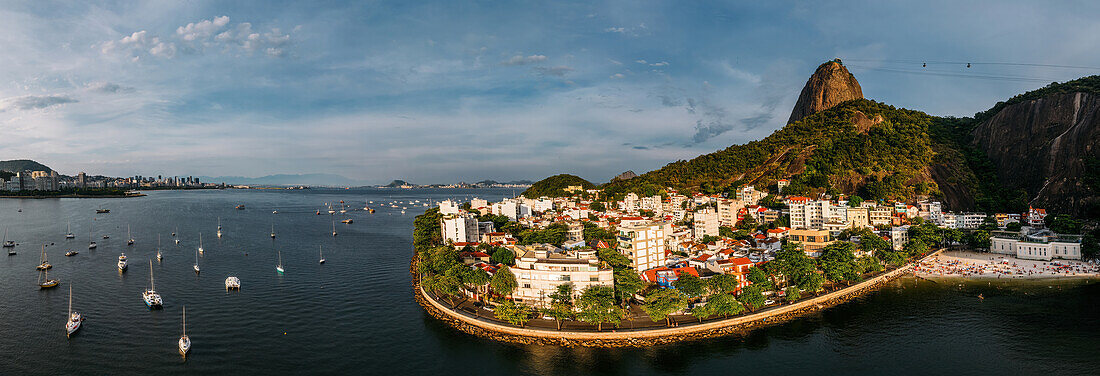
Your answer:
275,251 -> 284,274
66,284 -> 83,337
37,245 -> 52,270
127,225 -> 134,246
118,252 -> 128,271
319,245 -> 325,264
178,306 -> 191,357
143,260 -> 163,308
66,222 -> 75,239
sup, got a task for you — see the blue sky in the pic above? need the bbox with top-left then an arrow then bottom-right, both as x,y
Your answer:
2,1 -> 1099,184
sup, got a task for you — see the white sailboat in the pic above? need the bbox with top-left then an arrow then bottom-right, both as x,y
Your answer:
88,220 -> 97,249
216,217 -> 222,238
198,232 -> 204,255
37,245 -> 52,270
178,306 -> 191,357
319,245 -> 325,264
3,228 -> 15,248
193,246 -> 201,274
174,226 -> 180,244
332,220 -> 337,237
156,235 -> 163,262
66,284 -> 82,337
270,223 -> 276,238
127,225 -> 134,246
143,260 -> 163,308
66,222 -> 75,239
275,251 -> 284,274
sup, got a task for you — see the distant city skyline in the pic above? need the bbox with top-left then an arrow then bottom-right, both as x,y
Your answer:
2,1 -> 1100,184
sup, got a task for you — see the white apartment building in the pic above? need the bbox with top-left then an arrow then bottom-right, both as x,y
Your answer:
438,200 -> 460,215
617,221 -> 667,272
509,244 -> 614,307
441,215 -> 479,244
717,198 -> 745,228
693,208 -> 720,240
492,199 -> 531,220
869,206 -> 893,227
955,213 -> 986,230
788,198 -> 828,230
889,226 -> 910,251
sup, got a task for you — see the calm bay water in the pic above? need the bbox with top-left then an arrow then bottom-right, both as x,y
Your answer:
1,188 -> 1098,375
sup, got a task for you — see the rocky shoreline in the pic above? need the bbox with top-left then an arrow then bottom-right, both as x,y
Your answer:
410,251 -> 934,348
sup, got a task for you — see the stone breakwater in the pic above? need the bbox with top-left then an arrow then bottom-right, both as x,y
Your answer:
411,250 -> 941,348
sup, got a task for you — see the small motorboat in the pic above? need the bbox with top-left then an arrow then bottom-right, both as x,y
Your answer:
225,276 -> 241,291
65,250 -> 78,257
117,253 -> 128,271
96,209 -> 110,214
88,242 -> 97,249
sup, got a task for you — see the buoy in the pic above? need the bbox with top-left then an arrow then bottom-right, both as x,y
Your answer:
284,332 -> 287,335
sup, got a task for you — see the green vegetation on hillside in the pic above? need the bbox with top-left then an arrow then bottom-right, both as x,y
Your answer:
603,100 -> 945,202
522,174 -> 594,198
0,159 -> 54,174
974,75 -> 1100,123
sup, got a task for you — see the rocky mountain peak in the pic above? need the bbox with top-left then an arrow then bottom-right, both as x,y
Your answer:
788,59 -> 864,124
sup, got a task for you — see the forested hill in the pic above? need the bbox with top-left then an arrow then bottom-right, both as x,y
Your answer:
0,159 -> 54,174
522,174 -> 594,198
601,99 -> 1004,211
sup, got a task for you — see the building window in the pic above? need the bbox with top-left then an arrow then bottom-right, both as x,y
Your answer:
590,276 -> 599,282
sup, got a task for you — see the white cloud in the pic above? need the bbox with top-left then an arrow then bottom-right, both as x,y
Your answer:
176,16 -> 230,41
635,59 -> 647,64
610,73 -> 625,79
500,54 -> 547,66
533,66 -> 573,77
86,82 -> 135,94
604,27 -> 626,33
650,61 -> 669,67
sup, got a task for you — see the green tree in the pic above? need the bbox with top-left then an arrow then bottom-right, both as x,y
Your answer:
541,284 -> 575,330
490,266 -> 517,298
799,273 -> 825,293
577,285 -> 621,331
1005,222 -> 1023,232
770,243 -> 816,288
489,247 -> 515,265
747,266 -> 773,290
708,292 -> 745,318
847,195 -> 864,207
590,201 -> 606,212
613,268 -> 646,303
698,235 -> 722,244
784,286 -> 801,302
494,300 -> 533,327
672,274 -> 705,299
642,288 -> 687,327
1047,215 -> 1082,234
966,230 -> 991,250
597,248 -> 632,269
904,239 -> 930,258
737,213 -> 758,231
737,284 -> 766,312
707,274 -> 739,294
424,274 -> 464,308
857,255 -> 884,274
818,242 -> 860,284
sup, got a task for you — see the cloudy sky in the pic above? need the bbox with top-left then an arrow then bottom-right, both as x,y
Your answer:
2,1 -> 1099,184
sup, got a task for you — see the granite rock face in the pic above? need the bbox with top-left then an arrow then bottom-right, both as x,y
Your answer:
788,60 -> 864,124
971,92 -> 1100,215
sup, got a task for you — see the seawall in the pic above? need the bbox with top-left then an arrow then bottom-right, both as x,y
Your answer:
412,249 -> 943,347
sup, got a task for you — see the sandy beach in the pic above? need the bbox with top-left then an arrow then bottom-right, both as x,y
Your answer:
916,251 -> 1100,280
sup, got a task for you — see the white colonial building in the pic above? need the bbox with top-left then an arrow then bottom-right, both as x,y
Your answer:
990,228 -> 1082,261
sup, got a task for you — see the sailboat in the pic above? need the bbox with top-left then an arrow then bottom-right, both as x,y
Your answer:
319,245 -> 325,264
66,222 -> 75,239
178,306 -> 191,357
270,223 -> 276,239
3,229 -> 15,248
156,235 -> 163,262
143,260 -> 163,308
216,217 -> 222,238
37,246 -> 52,270
39,265 -> 59,289
66,284 -> 83,337
88,220 -> 97,249
127,225 -> 134,246
118,252 -> 128,271
198,233 -> 204,255
332,220 -> 337,237
275,251 -> 284,274
193,246 -> 201,274
173,226 -> 180,244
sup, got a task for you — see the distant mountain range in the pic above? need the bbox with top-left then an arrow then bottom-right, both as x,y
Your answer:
196,173 -> 366,187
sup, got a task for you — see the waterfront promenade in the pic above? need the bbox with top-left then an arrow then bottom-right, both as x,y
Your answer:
414,249 -> 944,347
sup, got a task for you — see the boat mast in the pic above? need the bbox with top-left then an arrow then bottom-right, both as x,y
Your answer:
149,260 -> 155,291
